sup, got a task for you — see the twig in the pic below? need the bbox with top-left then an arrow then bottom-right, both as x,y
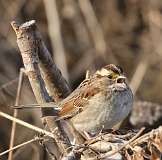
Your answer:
131,126 -> 162,146
85,70 -> 90,79
0,137 -> 40,157
8,68 -> 25,160
0,111 -> 55,138
43,0 -> 69,81
61,150 -> 81,160
92,127 -> 145,159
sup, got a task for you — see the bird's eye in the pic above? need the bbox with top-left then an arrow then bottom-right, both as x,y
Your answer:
108,74 -> 113,79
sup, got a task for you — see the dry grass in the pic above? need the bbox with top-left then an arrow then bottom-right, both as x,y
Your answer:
0,0 -> 162,159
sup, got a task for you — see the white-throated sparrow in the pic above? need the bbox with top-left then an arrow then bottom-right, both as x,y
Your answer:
15,64 -> 133,136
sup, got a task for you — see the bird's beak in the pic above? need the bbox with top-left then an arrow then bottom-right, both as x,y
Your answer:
116,75 -> 126,83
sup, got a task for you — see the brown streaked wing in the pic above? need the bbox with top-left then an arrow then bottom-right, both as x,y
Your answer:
58,77 -> 101,119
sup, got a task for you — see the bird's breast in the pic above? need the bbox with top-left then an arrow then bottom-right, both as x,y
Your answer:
71,87 -> 133,135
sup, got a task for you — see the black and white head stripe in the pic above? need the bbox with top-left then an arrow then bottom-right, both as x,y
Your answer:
104,64 -> 123,74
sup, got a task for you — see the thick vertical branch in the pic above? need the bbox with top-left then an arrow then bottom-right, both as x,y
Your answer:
11,20 -> 71,156
11,20 -> 53,114
35,31 -> 71,102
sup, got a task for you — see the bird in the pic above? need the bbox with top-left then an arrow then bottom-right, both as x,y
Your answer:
14,64 -> 133,137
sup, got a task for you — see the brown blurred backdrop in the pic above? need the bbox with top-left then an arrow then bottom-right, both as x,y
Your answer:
0,0 -> 162,159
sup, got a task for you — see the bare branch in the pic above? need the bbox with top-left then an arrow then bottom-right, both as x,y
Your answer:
1,137 -> 40,157
0,111 -> 55,138
131,126 -> 162,147
11,20 -> 72,156
8,68 -> 25,160
91,127 -> 145,160
32,23 -> 71,102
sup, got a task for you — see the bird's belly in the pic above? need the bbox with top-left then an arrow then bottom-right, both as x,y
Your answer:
71,95 -> 107,135
71,106 -> 105,135
71,89 -> 133,135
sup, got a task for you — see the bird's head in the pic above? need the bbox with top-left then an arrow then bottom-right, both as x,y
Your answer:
96,64 -> 126,84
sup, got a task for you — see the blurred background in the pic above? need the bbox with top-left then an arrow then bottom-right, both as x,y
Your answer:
0,0 -> 162,159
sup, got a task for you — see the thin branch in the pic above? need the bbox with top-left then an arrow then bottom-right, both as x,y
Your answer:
0,111 -> 55,138
92,127 -> 145,160
8,68 -> 25,160
131,126 -> 162,146
0,137 -> 39,157
61,150 -> 81,160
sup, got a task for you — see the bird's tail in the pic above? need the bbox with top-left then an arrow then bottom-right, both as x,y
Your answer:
10,102 -> 59,110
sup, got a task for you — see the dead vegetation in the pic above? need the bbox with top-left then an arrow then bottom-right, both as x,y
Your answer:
0,0 -> 162,159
